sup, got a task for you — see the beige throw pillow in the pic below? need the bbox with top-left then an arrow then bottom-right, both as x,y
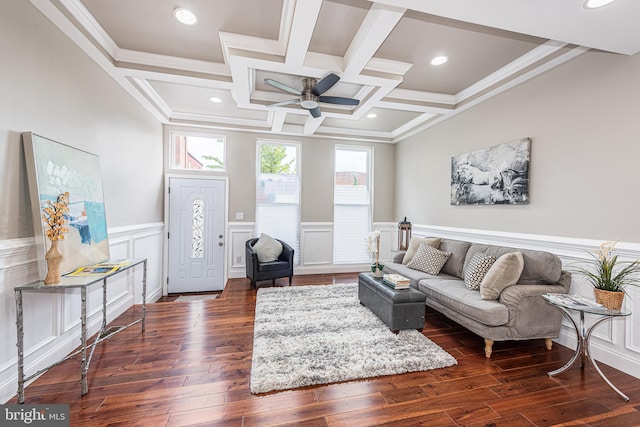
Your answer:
253,233 -> 283,263
406,243 -> 451,275
402,237 -> 442,264
480,252 -> 525,300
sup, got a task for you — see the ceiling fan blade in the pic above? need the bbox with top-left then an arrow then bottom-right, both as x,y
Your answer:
311,73 -> 340,96
267,98 -> 300,108
264,78 -> 302,96
318,96 -> 360,106
309,107 -> 321,118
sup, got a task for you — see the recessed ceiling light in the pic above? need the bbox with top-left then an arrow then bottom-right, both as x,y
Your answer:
430,55 -> 448,66
209,97 -> 222,103
174,8 -> 197,25
367,113 -> 377,119
584,0 -> 617,9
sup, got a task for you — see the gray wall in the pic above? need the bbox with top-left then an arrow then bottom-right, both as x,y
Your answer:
396,49 -> 640,242
164,127 -> 396,223
0,0 -> 163,241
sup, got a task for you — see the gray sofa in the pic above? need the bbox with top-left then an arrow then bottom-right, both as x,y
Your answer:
383,238 -> 571,358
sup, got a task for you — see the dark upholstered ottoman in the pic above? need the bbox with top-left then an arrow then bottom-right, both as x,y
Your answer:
358,272 -> 426,332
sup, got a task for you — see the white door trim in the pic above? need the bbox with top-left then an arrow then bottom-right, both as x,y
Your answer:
163,173 -> 229,296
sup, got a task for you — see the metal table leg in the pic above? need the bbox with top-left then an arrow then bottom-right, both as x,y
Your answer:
80,286 -> 88,395
547,306 -> 583,376
548,306 -> 629,401
15,289 -> 25,404
585,316 -> 629,401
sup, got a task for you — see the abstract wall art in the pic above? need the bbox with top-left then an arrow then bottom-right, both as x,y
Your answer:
23,132 -> 110,279
451,138 -> 530,205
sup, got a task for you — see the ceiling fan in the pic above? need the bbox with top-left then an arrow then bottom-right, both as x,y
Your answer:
264,73 -> 360,118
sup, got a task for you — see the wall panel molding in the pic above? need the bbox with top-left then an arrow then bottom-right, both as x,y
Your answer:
0,222 -> 163,403
413,223 -> 640,380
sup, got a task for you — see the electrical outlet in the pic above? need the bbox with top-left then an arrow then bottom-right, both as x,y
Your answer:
235,211 -> 244,220
236,256 -> 242,263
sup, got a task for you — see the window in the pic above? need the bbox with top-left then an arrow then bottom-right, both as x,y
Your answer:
255,141 -> 300,262
333,146 -> 372,264
171,132 -> 225,171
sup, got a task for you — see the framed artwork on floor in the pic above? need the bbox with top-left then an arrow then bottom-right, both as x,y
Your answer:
23,132 -> 110,279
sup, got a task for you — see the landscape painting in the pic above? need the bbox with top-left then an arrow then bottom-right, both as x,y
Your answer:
451,138 -> 530,205
23,132 -> 110,279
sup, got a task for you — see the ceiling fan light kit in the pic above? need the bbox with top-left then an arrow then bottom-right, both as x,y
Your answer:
265,73 -> 360,117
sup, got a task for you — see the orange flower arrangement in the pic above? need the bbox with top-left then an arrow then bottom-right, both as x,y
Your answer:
41,192 -> 70,240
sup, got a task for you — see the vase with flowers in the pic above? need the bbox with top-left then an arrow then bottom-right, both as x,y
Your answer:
366,229 -> 384,277
572,241 -> 640,310
41,192 -> 70,285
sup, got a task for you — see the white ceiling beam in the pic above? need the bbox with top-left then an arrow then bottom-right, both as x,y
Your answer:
343,3 -> 406,77
304,116 -> 324,135
285,0 -> 323,66
116,49 -> 231,77
271,111 -> 287,133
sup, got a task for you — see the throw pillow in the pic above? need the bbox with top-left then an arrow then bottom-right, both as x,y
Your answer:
406,243 -> 451,275
464,252 -> 497,290
480,252 -> 525,300
253,233 -> 283,263
402,237 -> 442,264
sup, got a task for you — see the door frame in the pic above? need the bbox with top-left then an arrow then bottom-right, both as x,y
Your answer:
162,173 -> 229,296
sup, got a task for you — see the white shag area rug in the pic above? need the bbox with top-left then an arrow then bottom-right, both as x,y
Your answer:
250,283 -> 457,394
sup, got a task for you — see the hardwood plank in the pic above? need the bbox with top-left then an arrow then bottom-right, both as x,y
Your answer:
8,273 -> 640,427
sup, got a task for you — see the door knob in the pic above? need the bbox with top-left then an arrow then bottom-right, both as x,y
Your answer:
218,242 -> 224,246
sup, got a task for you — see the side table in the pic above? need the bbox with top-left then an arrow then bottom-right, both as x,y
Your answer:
542,293 -> 631,401
15,258 -> 147,403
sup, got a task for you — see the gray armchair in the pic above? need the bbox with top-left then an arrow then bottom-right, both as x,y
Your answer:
245,238 -> 294,289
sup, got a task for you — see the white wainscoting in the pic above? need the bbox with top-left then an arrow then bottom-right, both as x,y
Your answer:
227,222 -> 398,278
413,224 -> 640,381
0,222 -> 163,404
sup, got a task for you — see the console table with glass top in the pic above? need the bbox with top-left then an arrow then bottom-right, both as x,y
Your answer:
542,293 -> 631,401
15,258 -> 147,403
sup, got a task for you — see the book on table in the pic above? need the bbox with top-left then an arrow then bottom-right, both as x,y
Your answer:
66,259 -> 133,277
544,293 -> 603,308
383,273 -> 410,285
382,273 -> 410,289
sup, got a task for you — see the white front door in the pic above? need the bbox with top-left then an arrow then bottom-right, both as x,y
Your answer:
168,177 -> 226,292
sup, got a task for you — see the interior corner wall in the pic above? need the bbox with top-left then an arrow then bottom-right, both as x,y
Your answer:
0,0 -> 164,404
0,0 -> 163,241
395,49 -> 640,243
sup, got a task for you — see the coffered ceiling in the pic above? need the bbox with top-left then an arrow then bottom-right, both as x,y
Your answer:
31,0 -> 640,142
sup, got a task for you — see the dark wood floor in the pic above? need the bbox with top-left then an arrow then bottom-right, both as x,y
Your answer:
10,273 -> 640,426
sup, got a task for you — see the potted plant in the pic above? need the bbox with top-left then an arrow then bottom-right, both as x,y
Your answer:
573,241 -> 640,310
366,229 -> 384,277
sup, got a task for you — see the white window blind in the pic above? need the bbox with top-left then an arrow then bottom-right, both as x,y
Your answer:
255,142 -> 300,263
333,147 -> 372,264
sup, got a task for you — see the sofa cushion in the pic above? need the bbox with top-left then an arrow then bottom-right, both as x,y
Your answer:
407,243 -> 451,275
253,233 -> 283,262
480,252 -> 525,300
439,239 -> 472,279
417,279 -> 509,326
380,262 -> 443,288
402,237 -> 441,264
464,252 -> 497,290
464,244 -> 562,284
